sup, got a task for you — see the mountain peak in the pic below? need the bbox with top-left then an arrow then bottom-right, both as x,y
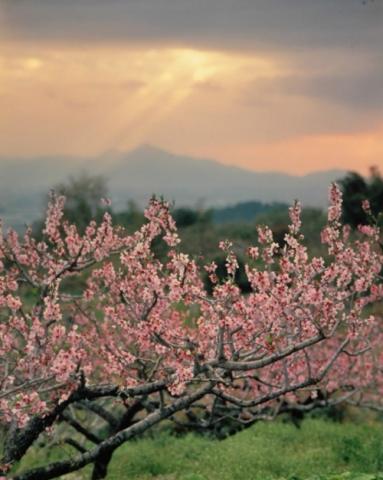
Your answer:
0,146 -> 348,231
130,143 -> 168,157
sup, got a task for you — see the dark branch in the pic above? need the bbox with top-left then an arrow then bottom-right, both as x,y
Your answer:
12,382 -> 214,480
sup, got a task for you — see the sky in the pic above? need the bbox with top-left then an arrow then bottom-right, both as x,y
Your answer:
0,0 -> 382,175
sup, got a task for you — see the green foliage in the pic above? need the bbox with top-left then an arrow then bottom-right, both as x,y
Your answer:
255,207 -> 327,249
113,200 -> 146,232
36,173 -> 329,265
54,172 -> 109,231
172,208 -> 211,228
33,173 -> 111,236
212,201 -> 288,224
106,419 -> 383,480
205,254 -> 251,293
17,419 -> 381,479
339,167 -> 383,228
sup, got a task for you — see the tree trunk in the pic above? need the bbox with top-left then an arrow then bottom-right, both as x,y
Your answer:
91,450 -> 113,480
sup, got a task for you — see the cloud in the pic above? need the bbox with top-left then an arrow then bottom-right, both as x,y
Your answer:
1,0 -> 381,173
3,0 -> 382,117
240,45 -> 383,135
2,0 -> 382,55
286,71 -> 383,111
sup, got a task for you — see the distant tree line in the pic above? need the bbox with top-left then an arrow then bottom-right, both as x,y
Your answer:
339,166 -> 383,228
33,167 -> 381,295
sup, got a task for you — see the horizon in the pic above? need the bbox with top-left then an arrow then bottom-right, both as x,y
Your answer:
1,1 -> 382,176
0,143 -> 354,233
0,143 -> 349,177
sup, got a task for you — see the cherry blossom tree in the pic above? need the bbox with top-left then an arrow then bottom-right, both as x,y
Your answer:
0,185 -> 382,480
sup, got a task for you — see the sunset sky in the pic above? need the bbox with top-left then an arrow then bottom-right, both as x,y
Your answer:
1,0 -> 382,175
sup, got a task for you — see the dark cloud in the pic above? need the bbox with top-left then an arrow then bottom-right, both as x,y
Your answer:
244,58 -> 383,110
283,69 -> 383,111
2,0 -> 383,55
240,65 -> 383,137
2,0 -> 382,138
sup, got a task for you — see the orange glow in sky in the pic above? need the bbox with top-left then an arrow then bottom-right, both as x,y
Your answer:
0,34 -> 380,175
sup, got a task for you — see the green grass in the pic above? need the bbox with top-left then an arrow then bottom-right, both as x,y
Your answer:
14,418 -> 383,480
107,419 -> 383,480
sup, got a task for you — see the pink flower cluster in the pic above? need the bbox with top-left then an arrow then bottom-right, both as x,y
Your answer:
0,184 -> 382,430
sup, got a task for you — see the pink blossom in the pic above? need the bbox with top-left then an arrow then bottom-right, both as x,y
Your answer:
257,225 -> 273,244
6,294 -> 21,311
328,183 -> 342,223
0,186 -> 381,449
362,199 -> 371,214
358,225 -> 377,238
288,201 -> 302,234
247,246 -> 259,260
101,197 -> 112,207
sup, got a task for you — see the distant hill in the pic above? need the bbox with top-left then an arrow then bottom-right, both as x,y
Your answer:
211,201 -> 288,224
105,145 -> 345,209
0,144 -> 346,229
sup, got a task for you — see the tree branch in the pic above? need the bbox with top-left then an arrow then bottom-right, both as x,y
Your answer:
12,382 -> 214,480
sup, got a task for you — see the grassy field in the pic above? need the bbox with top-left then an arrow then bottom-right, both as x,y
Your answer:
16,417 -> 383,480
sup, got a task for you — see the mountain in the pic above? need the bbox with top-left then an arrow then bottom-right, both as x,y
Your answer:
0,155 -> 90,230
106,145 -> 345,208
0,144 -> 346,229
